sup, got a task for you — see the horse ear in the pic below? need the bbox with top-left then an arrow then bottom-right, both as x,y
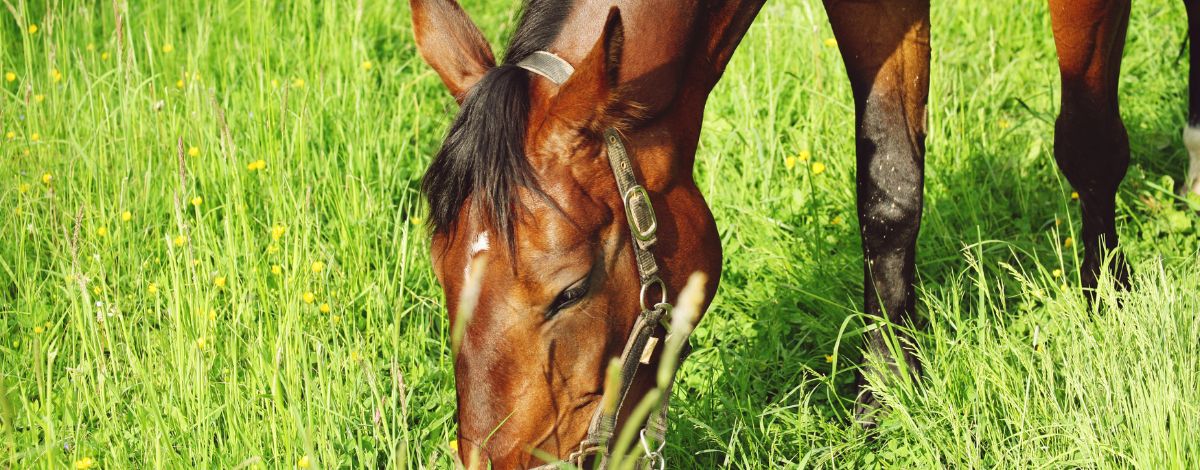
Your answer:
411,0 -> 496,103
548,8 -> 624,127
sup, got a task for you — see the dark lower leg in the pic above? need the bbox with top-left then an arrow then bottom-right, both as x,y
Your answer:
823,0 -> 930,424
1049,0 -> 1132,292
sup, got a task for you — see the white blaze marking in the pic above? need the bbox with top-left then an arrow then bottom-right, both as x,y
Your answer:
463,231 -> 490,281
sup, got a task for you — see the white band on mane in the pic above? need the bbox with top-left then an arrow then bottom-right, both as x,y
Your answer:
516,51 -> 575,85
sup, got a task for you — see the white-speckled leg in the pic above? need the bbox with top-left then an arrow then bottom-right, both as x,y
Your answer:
1183,126 -> 1200,196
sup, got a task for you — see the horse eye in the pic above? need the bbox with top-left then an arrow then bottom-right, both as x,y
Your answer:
547,277 -> 590,318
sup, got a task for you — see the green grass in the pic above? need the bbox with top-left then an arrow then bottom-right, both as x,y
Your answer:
2,0 -> 1198,468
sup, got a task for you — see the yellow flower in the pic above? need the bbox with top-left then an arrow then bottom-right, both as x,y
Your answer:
31,133 -> 41,142
96,226 -> 108,237
410,216 -> 423,225
176,79 -> 185,89
361,60 -> 373,71
190,196 -> 203,207
319,303 -> 331,313
823,38 -> 837,47
196,336 -> 206,350
292,78 -> 305,88
811,162 -> 826,175
998,118 -> 1011,129
122,211 -> 132,222
311,261 -> 325,273
52,70 -> 62,82
331,315 -> 341,324
34,326 -> 44,335
34,94 -> 44,103
449,440 -> 458,452
101,52 -> 110,61
1064,237 -> 1074,248
303,291 -> 316,304
92,286 -> 101,295
28,24 -> 38,34
272,264 -> 282,275
271,78 -> 280,88
214,276 -> 227,288
4,72 -> 14,82
208,310 -> 217,321
245,159 -> 267,171
1055,217 -> 1062,227
41,172 -> 51,184
784,156 -> 796,170
798,150 -> 811,162
5,131 -> 14,139
267,243 -> 280,254
298,455 -> 311,469
148,282 -> 159,294
86,43 -> 95,51
18,183 -> 30,193
1052,269 -> 1063,278
830,215 -> 843,226
271,225 -> 286,241
188,146 -> 200,157
824,354 -> 834,363
350,350 -> 360,362
162,44 -> 174,53
173,235 -> 187,246
73,457 -> 95,469
1070,191 -> 1079,200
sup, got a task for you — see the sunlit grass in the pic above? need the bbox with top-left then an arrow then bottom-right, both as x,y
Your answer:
1,0 -> 1198,468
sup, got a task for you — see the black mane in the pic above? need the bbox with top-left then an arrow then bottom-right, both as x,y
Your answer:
421,1 -> 573,243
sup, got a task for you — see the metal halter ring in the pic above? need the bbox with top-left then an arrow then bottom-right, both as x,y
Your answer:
640,429 -> 666,470
639,276 -> 667,312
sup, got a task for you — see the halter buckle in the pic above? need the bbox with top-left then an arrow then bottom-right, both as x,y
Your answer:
623,185 -> 657,242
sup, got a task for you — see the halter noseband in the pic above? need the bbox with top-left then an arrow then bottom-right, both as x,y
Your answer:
518,51 -> 692,470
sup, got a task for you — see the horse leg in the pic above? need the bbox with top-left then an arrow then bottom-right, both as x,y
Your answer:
1049,0 -> 1132,292
822,0 -> 930,424
1184,0 -> 1200,196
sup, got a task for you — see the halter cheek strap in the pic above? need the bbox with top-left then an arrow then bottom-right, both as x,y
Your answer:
518,50 -> 692,470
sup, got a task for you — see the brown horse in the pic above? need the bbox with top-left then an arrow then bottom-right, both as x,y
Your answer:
411,0 -> 1197,467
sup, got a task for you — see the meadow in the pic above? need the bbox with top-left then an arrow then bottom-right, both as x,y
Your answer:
2,0 -> 1199,468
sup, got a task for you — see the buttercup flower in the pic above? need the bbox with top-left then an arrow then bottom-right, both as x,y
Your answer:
303,292 -> 315,304
122,211 -> 132,222
811,162 -> 826,175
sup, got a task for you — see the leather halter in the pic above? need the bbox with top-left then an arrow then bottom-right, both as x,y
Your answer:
517,52 -> 692,469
